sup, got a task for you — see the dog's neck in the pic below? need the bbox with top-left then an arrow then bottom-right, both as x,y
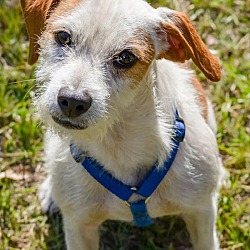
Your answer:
70,62 -> 176,184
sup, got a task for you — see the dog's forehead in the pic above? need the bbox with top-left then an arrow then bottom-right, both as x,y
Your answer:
65,0 -> 155,24
50,0 -> 157,52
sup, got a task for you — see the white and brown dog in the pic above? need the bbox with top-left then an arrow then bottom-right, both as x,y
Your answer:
21,0 -> 226,249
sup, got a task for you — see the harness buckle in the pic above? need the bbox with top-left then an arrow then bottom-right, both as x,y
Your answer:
125,196 -> 151,207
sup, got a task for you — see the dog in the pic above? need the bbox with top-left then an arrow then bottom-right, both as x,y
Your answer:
21,0 -> 226,249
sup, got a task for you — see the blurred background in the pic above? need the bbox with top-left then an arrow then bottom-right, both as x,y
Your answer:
0,0 -> 249,249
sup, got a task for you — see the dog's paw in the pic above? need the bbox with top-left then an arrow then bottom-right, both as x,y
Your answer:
38,176 -> 59,215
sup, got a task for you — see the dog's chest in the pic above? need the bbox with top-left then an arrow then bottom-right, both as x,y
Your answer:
56,163 -> 182,223
53,148 -> 185,225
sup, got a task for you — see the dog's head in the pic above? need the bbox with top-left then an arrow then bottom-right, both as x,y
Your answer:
22,0 -> 221,137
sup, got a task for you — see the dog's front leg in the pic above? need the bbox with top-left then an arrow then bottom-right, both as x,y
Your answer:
39,176 -> 59,214
182,195 -> 220,250
64,217 -> 100,250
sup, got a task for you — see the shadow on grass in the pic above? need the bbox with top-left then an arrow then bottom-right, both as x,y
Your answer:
45,213 -> 190,250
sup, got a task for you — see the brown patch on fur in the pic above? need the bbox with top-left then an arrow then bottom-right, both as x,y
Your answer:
157,10 -> 221,82
192,77 -> 208,120
48,0 -> 82,21
21,0 -> 82,64
126,36 -> 155,88
128,61 -> 152,89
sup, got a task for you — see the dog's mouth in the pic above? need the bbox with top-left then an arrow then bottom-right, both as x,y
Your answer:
52,115 -> 88,130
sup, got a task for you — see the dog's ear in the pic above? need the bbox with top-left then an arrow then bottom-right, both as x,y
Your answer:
21,0 -> 60,65
156,8 -> 221,82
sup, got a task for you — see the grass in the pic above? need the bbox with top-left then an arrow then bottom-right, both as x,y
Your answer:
0,0 -> 249,249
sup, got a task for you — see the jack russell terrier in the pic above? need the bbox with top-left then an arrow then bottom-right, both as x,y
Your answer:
21,0 -> 226,249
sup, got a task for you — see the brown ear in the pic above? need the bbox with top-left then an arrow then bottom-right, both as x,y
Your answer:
157,8 -> 221,82
21,0 -> 60,64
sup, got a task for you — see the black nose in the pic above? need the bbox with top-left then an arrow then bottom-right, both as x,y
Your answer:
57,87 -> 92,118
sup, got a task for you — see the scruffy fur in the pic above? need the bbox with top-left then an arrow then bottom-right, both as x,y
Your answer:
21,0 -> 226,249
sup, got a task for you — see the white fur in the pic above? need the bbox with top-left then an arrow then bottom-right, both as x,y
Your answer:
35,0 -> 226,249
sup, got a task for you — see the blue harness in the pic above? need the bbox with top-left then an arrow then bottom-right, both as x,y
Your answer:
70,113 -> 185,227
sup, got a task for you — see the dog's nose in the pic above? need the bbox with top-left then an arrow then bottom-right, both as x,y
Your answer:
57,87 -> 92,118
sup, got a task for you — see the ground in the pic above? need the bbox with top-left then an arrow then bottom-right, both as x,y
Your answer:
0,0 -> 249,249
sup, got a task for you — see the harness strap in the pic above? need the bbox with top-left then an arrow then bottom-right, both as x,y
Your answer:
70,113 -> 185,227
130,200 -> 154,227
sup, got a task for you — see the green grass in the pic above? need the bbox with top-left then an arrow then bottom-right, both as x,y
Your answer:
0,0 -> 249,249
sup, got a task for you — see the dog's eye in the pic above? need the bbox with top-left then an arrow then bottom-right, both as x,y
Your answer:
55,31 -> 72,46
114,50 -> 138,68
